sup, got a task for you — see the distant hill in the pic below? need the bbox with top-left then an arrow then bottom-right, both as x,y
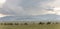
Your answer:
0,14 -> 60,22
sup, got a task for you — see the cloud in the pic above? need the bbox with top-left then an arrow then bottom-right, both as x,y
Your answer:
0,0 -> 60,16
0,0 -> 6,8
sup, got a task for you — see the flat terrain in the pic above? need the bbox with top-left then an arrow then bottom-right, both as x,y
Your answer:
0,24 -> 60,29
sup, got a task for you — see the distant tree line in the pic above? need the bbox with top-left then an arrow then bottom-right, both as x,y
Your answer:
0,22 -> 59,25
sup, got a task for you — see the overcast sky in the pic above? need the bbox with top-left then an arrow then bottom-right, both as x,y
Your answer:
0,0 -> 60,16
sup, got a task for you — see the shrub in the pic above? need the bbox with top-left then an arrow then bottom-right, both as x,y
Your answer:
47,22 -> 51,24
4,23 -> 7,25
39,22 -> 44,25
0,23 -> 3,25
8,23 -> 13,25
14,23 -> 19,25
24,23 -> 28,25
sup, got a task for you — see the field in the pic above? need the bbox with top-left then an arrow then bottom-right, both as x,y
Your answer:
0,24 -> 60,29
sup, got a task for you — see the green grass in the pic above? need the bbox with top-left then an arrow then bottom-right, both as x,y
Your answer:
0,24 -> 60,29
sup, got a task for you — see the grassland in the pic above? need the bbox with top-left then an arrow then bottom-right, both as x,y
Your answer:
0,24 -> 60,29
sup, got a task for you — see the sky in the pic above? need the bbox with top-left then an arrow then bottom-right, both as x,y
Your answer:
0,0 -> 60,17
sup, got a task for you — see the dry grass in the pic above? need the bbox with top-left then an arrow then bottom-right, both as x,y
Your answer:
0,24 -> 60,29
